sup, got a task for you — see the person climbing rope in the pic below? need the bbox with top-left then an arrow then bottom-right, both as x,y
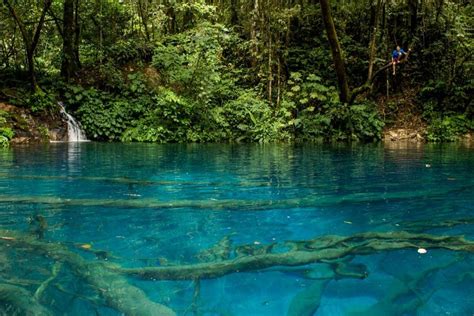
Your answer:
391,45 -> 408,75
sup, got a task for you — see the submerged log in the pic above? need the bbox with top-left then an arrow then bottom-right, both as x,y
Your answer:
1,184 -> 472,210
400,218 -> 474,231
0,283 -> 52,316
348,257 -> 462,316
0,231 -> 176,316
287,279 -> 329,316
286,257 -> 366,316
117,231 -> 474,281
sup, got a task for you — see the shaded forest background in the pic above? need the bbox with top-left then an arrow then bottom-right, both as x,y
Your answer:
0,0 -> 472,144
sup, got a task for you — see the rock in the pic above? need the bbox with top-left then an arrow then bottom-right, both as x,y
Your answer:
388,131 -> 398,141
48,130 -> 60,141
384,128 -> 425,143
11,137 -> 30,144
49,128 -> 68,142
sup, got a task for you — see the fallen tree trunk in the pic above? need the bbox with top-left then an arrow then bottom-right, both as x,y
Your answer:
0,181 -> 468,210
0,283 -> 52,315
0,232 -> 176,316
115,231 -> 474,281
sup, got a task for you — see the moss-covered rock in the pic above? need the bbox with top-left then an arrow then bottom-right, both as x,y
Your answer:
0,102 -> 67,143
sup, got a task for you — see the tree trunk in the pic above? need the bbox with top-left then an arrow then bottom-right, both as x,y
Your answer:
26,50 -> 38,90
73,0 -> 81,68
368,0 -> 382,81
137,0 -> 150,41
61,0 -> 78,81
319,0 -> 350,104
230,0 -> 239,25
183,2 -> 194,30
29,0 -> 51,90
268,30 -> 273,105
250,0 -> 259,68
277,55 -> 281,108
98,0 -> 103,64
408,0 -> 418,36
435,0 -> 443,23
164,0 -> 176,34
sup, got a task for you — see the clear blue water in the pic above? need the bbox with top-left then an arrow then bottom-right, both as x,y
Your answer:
0,142 -> 473,315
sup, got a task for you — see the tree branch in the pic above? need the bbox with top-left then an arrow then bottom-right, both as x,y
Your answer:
349,50 -> 412,104
1,231 -> 176,316
48,7 -> 64,39
3,0 -> 31,48
115,231 -> 474,281
30,0 -> 53,54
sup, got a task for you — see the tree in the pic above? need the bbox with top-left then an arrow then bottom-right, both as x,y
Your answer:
367,0 -> 382,81
61,0 -> 81,81
318,0 -> 414,105
318,0 -> 350,103
3,0 -> 52,90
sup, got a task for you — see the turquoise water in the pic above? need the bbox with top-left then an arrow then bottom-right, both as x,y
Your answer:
0,143 -> 473,315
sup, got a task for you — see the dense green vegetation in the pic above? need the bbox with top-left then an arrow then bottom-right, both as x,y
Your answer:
0,110 -> 14,147
0,0 -> 472,143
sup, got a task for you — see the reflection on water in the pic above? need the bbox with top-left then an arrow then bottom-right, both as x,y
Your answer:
66,142 -> 82,174
0,142 -> 473,315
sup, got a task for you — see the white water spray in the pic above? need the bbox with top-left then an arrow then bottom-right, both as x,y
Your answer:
58,102 -> 88,142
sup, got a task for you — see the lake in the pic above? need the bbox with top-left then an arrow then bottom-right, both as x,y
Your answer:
0,142 -> 473,315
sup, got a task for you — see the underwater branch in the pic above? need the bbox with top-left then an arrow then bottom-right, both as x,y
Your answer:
116,231 -> 474,281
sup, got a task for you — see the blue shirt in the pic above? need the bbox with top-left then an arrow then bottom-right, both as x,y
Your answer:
392,49 -> 405,59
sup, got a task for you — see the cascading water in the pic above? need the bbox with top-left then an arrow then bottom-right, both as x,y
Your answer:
58,102 -> 88,142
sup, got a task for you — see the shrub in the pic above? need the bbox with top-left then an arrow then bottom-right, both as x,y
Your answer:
284,72 -> 384,141
426,114 -> 473,142
68,86 -> 148,141
0,110 -> 14,147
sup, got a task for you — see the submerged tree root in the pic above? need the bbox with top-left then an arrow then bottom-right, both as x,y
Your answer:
0,283 -> 52,315
116,231 -> 474,281
0,231 -> 176,316
34,262 -> 62,301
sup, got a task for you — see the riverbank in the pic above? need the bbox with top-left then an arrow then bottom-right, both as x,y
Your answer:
1,100 -> 472,145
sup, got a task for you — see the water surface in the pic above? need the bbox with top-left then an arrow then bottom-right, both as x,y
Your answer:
0,143 -> 473,315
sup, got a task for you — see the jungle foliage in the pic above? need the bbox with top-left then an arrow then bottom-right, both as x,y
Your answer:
0,0 -> 472,142
0,110 -> 14,147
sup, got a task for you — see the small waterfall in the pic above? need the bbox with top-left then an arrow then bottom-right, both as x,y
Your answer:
58,102 -> 88,142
